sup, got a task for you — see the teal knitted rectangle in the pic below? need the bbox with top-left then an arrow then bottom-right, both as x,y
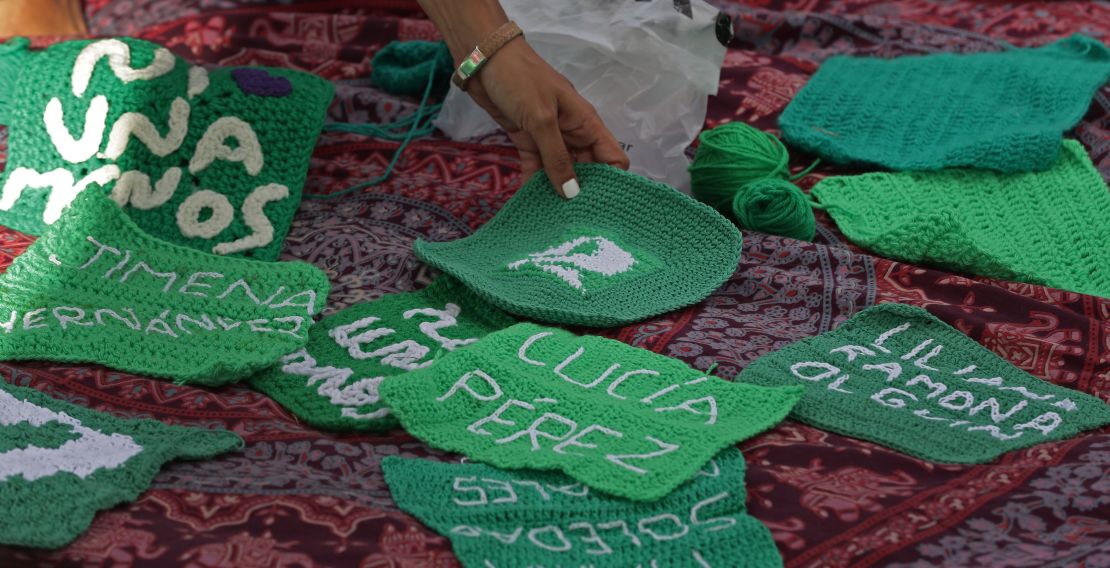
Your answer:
249,276 -> 515,432
811,140 -> 1110,298
780,34 -> 1110,172
379,322 -> 801,501
414,163 -> 742,327
0,37 -> 333,261
0,190 -> 331,386
383,448 -> 783,568
0,380 -> 242,548
736,303 -> 1110,463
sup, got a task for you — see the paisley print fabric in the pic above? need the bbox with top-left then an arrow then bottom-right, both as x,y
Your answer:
2,0 -> 1108,565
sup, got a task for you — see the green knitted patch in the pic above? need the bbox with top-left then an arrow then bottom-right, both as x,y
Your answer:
0,380 -> 242,548
0,37 -> 333,261
812,140 -> 1110,298
250,277 -> 514,431
379,323 -> 801,501
414,164 -> 741,327
0,190 -> 330,386
383,448 -> 782,568
780,35 -> 1110,173
737,303 -> 1110,464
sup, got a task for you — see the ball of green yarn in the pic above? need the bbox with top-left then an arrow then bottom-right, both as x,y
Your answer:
689,121 -> 791,211
371,40 -> 454,98
732,177 -> 817,242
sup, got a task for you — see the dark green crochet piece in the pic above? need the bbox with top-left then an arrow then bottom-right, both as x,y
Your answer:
781,34 -> 1110,172
383,448 -> 783,568
0,380 -> 242,548
0,36 -> 333,260
250,277 -> 514,432
0,190 -> 330,386
380,322 -> 801,501
812,140 -> 1110,298
414,164 -> 742,327
737,303 -> 1110,464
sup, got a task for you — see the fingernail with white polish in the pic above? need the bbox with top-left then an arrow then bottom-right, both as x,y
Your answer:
562,179 -> 580,199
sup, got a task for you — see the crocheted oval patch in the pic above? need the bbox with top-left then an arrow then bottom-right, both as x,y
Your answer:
413,164 -> 742,326
383,448 -> 782,568
379,323 -> 801,501
780,34 -> 1110,173
811,140 -> 1110,298
0,190 -> 330,386
0,381 -> 242,548
0,37 -> 333,261
250,277 -> 514,432
737,303 -> 1110,464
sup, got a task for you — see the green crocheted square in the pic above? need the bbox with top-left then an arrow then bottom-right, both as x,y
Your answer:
414,164 -> 741,327
0,37 -> 333,261
737,303 -> 1110,464
0,380 -> 242,548
812,140 -> 1110,298
379,323 -> 801,501
383,448 -> 783,568
0,190 -> 330,386
249,276 -> 514,432
780,35 -> 1110,173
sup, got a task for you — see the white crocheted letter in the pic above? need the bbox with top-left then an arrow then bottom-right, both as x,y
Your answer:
189,117 -> 264,176
43,96 -> 109,163
71,39 -> 176,98
101,97 -> 190,160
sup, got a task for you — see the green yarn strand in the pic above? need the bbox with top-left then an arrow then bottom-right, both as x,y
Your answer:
689,121 -> 819,241
0,37 -> 31,125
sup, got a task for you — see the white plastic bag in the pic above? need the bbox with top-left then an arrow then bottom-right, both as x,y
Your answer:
433,0 -> 727,193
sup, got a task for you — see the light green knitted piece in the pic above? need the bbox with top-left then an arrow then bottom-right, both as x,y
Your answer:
812,140 -> 1110,298
736,303 -> 1110,464
249,277 -> 514,432
0,190 -> 330,386
780,34 -> 1110,173
382,448 -> 782,568
379,323 -> 802,501
0,36 -> 333,261
414,164 -> 742,327
0,380 -> 242,548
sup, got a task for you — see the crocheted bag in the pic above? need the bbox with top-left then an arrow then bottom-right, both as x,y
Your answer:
0,36 -> 333,261
736,303 -> 1110,464
0,380 -> 242,548
383,448 -> 783,568
249,276 -> 514,432
780,34 -> 1110,173
414,164 -> 742,327
811,140 -> 1110,298
0,190 -> 330,386
379,322 -> 801,501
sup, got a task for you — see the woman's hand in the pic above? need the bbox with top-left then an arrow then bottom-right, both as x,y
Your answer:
417,0 -> 629,198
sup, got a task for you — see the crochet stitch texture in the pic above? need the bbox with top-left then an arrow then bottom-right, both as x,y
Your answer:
0,380 -> 242,548
379,322 -> 801,501
811,140 -> 1110,298
414,163 -> 742,327
0,37 -> 333,260
250,277 -> 514,432
780,34 -> 1110,172
0,190 -> 331,386
382,448 -> 783,568
736,303 -> 1110,463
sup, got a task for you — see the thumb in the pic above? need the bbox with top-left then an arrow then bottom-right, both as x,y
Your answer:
531,115 -> 579,199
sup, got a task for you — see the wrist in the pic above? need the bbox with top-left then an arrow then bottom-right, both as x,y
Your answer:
416,0 -> 509,64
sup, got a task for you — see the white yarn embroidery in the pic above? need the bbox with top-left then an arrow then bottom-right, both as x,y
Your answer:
43,95 -> 109,163
280,349 -> 391,420
189,117 -> 264,176
71,39 -> 176,98
507,236 -> 637,291
0,389 -> 144,482
211,183 -> 288,255
110,167 -> 182,210
176,189 -> 234,238
187,66 -> 209,99
100,97 -> 190,159
0,165 -> 121,224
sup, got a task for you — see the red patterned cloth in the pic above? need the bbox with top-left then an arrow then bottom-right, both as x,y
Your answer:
2,1 -> 1108,566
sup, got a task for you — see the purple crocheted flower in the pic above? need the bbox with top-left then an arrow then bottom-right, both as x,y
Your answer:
232,68 -> 293,97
